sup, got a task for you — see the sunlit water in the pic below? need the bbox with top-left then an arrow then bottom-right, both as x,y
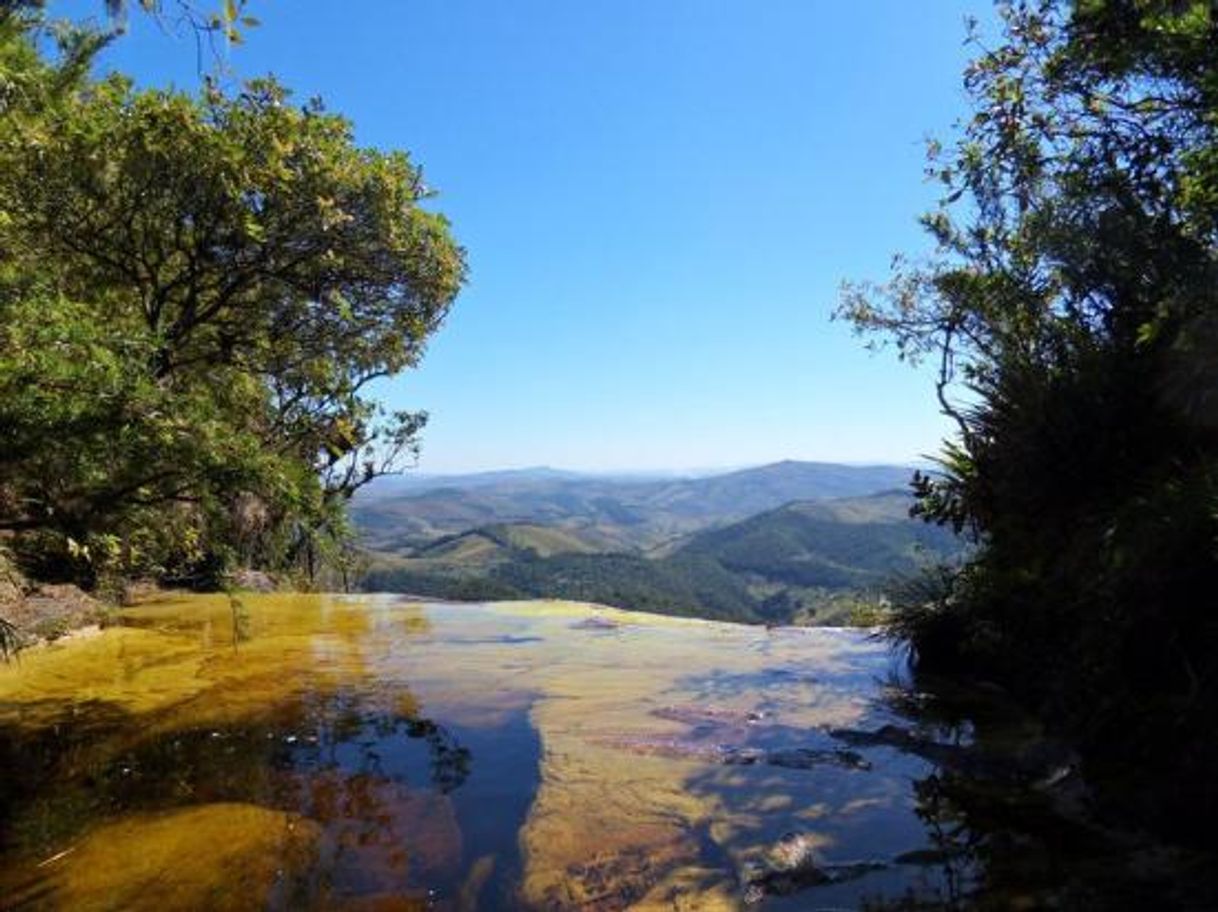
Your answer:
0,595 -> 997,910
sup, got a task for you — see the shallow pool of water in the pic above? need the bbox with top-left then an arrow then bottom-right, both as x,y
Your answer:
0,594 -> 986,910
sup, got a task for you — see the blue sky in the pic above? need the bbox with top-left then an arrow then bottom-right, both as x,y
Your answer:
60,1 -> 995,473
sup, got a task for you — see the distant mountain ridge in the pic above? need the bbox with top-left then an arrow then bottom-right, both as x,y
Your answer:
355,466 -> 963,626
364,466 -> 591,495
360,460 -> 914,497
353,460 -> 920,551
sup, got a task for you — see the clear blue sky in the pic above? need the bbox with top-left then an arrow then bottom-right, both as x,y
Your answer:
59,1 -> 995,473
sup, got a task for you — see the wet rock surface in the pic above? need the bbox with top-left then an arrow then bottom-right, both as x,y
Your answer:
828,722 -> 1080,784
4,597 -> 1208,910
740,832 -> 887,906
569,615 -> 622,631
229,568 -> 279,592
2,582 -> 105,648
596,704 -> 874,773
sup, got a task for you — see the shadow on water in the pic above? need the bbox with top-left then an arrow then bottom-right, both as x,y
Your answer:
842,676 -> 1218,911
14,602 -> 1216,910
669,657 -> 1218,911
0,684 -> 542,910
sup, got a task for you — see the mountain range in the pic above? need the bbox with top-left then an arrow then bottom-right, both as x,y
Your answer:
353,460 -> 920,551
352,461 -> 963,625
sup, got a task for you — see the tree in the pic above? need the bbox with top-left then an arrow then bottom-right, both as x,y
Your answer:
839,0 -> 1218,840
0,8 -> 465,585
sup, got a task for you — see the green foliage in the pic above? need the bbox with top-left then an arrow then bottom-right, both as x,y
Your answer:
363,547 -> 761,622
360,567 -> 525,603
675,493 -> 960,590
0,12 -> 464,590
358,491 -> 961,626
0,592 -> 18,658
490,551 -> 761,622
840,0 -> 1218,842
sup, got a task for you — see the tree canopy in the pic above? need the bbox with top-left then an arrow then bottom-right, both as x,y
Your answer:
840,0 -> 1217,841
0,5 -> 465,588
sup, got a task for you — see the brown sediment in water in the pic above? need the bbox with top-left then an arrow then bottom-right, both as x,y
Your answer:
0,593 -> 387,735
0,594 -> 907,911
495,608 -> 878,910
1,802 -> 321,911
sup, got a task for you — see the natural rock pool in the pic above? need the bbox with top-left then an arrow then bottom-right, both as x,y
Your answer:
0,594 -> 1169,910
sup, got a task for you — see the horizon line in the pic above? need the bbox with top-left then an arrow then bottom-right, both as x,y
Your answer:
386,457 -> 936,479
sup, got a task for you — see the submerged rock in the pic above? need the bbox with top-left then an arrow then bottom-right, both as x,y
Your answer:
829,723 -> 1081,784
570,615 -> 621,631
651,704 -> 771,727
741,831 -> 887,905
596,734 -> 872,772
757,747 -> 872,772
543,836 -> 701,911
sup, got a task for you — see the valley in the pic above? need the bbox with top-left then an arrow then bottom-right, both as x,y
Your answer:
353,462 -> 963,624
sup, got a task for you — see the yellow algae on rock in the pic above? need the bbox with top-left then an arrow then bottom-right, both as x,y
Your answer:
0,593 -> 396,737
0,594 -> 911,911
518,740 -> 721,909
11,802 -> 320,911
0,626 -> 210,721
504,604 -> 886,910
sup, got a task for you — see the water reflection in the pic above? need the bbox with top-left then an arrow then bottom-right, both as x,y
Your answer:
831,677 -> 1218,911
5,596 -> 1203,910
665,666 -> 949,911
0,596 -> 546,910
0,684 -> 510,906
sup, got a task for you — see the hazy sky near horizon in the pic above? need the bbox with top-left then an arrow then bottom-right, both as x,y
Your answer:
62,1 -> 996,472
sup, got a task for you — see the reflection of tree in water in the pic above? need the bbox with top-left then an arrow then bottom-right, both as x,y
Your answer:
653,667 -> 1212,910
856,679 -> 1218,911
265,690 -> 476,900
404,717 -> 472,794
294,688 -> 472,793
0,684 -> 474,905
0,699 -> 135,854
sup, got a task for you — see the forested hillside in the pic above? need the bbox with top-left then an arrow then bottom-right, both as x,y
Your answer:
359,483 -> 963,624
673,491 -> 960,590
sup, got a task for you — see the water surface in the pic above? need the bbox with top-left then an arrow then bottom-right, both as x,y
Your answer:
0,594 -> 992,909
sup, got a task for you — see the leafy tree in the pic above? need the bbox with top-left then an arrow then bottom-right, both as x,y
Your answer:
0,8 -> 465,586
839,0 -> 1217,839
